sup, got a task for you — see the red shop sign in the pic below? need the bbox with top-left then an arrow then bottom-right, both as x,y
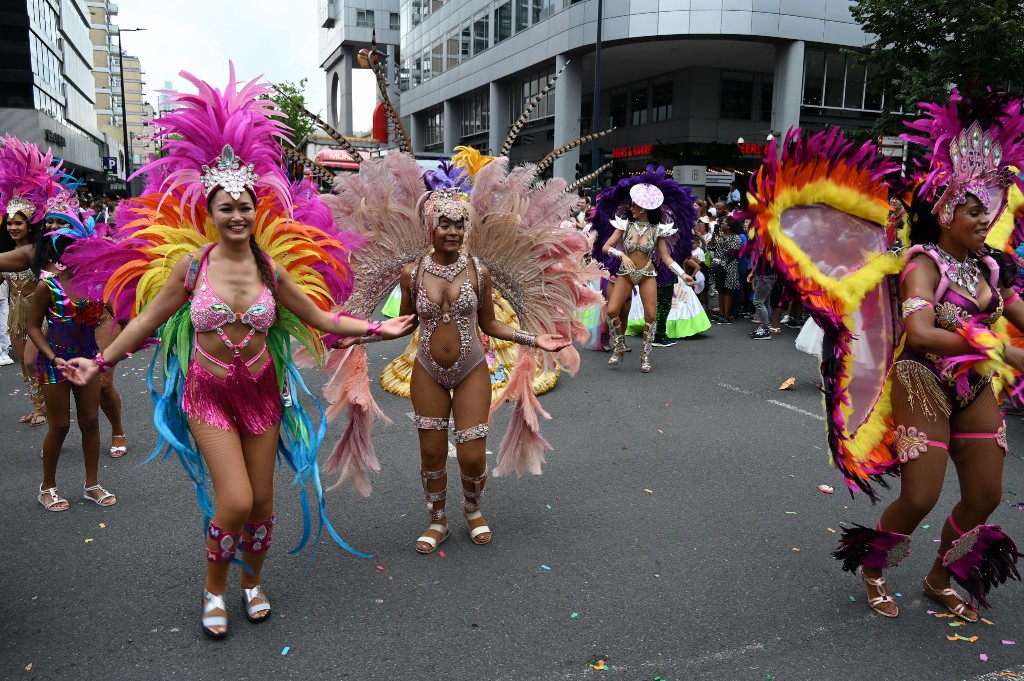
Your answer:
736,143 -> 768,156
612,144 -> 655,159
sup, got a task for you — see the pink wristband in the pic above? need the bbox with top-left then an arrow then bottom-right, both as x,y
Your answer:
366,321 -> 382,337
93,353 -> 113,372
1006,292 -> 1020,306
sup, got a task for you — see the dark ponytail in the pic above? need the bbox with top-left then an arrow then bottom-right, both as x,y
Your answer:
906,186 -> 942,246
249,235 -> 278,302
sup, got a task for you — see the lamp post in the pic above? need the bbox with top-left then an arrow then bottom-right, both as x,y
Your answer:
589,0 -> 603,189
115,27 -> 146,193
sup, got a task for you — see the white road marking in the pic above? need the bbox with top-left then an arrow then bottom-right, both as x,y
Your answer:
719,383 -> 825,422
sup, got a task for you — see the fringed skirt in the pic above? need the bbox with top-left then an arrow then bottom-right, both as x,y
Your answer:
182,355 -> 282,434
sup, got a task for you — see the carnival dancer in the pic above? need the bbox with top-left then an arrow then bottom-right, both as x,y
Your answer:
591,166 -> 697,372
748,93 -> 1024,623
63,66 -> 411,640
0,136 -> 63,426
29,196 -> 115,511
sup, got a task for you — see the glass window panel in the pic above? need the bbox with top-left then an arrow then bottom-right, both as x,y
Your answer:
720,78 -> 753,120
421,48 -> 432,81
473,14 -> 489,55
531,0 -> 543,23
864,63 -> 883,111
390,12 -> 401,30
631,85 -> 649,126
539,0 -> 556,20
760,80 -> 773,122
844,57 -> 866,110
495,2 -> 512,43
824,52 -> 845,108
610,89 -> 627,128
461,23 -> 472,59
652,78 -> 673,123
447,31 -> 460,69
803,50 -> 824,106
515,0 -> 530,31
432,41 -> 444,75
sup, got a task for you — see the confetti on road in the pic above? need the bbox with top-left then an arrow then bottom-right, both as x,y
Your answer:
376,565 -> 385,571
643,488 -> 654,494
540,564 -> 551,571
791,548 -> 800,552
1004,640 -> 1017,645
827,527 -> 837,533
84,538 -> 93,543
99,523 -> 106,529
570,612 -> 579,618
785,511 -> 797,515
281,646 -> 290,656
438,551 -> 446,558
980,654 -> 989,661
657,429 -> 664,434
588,659 -> 608,671
545,504 -> 552,509
817,485 -> 834,494
921,524 -> 931,529
779,377 -> 795,390
949,622 -> 965,627
982,618 -> 996,625
849,596 -> 856,602
24,664 -> 32,671
895,593 -> 903,597
947,636 -> 959,641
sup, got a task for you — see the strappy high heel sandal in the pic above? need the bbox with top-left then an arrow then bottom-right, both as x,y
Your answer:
202,590 -> 228,639
860,569 -> 898,617
923,578 -> 978,623
607,317 -> 625,365
242,584 -> 271,623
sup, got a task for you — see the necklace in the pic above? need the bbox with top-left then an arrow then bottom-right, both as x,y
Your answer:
423,252 -> 467,283
934,245 -> 980,297
632,220 -> 651,237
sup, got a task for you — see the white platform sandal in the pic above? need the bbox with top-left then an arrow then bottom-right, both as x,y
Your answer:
202,590 -> 228,639
242,584 -> 271,623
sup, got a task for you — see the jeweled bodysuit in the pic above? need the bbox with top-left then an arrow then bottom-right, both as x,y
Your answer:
411,253 -> 485,390
182,248 -> 282,434
4,268 -> 35,340
612,217 -> 660,285
35,271 -> 103,384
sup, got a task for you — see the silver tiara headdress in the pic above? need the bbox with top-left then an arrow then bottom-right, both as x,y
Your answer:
200,145 -> 259,200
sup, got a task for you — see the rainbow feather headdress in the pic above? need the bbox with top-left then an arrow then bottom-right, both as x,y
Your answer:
748,128 -> 903,500
903,89 -> 1024,225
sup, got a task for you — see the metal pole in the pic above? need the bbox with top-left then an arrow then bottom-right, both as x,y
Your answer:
589,0 -> 603,189
116,32 -> 131,191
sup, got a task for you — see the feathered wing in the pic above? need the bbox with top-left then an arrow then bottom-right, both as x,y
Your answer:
318,153 -> 428,494
749,129 -> 903,501
468,157 -> 603,476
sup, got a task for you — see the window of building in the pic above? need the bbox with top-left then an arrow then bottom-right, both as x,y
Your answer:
424,105 -> 444,150
495,1 -> 512,43
609,88 -> 627,128
631,85 -> 649,126
803,50 -> 824,106
421,47 -> 432,81
447,30 -> 460,70
390,12 -> 401,30
410,56 -> 422,88
462,87 -> 490,138
473,13 -> 489,55
865,63 -> 883,110
538,0 -> 556,21
760,80 -> 773,122
844,59 -> 866,110
652,77 -> 673,123
520,67 -> 555,122
356,9 -> 374,28
803,49 -> 884,112
515,0 -> 531,31
410,0 -> 422,27
461,23 -> 472,60
432,41 -> 443,76
720,76 -> 753,120
824,52 -> 845,108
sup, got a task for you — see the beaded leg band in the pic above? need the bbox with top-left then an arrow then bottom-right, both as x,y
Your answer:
454,423 -> 489,444
461,470 -> 487,513
421,467 -> 448,521
414,414 -> 451,431
241,514 -> 276,553
939,515 -> 1022,608
832,523 -> 911,573
206,520 -> 241,563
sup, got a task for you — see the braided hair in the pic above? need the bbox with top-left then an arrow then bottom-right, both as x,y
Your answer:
248,235 -> 278,302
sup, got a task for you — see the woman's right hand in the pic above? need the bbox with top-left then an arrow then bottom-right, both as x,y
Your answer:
61,357 -> 100,385
379,315 -> 415,339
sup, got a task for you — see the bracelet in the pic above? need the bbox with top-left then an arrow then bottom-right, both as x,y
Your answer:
366,320 -> 383,337
669,262 -> 685,277
608,247 -> 624,259
93,353 -> 114,372
359,335 -> 383,344
512,329 -> 538,348
1006,292 -> 1020,307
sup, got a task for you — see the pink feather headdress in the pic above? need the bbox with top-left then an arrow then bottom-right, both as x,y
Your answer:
0,135 -> 62,223
902,89 -> 1024,224
137,62 -> 292,223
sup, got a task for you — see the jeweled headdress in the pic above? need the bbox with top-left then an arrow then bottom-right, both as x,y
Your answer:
44,189 -> 80,218
0,135 -> 62,224
903,89 -> 1024,224
200,145 -> 259,201
421,187 -> 471,232
6,195 -> 36,221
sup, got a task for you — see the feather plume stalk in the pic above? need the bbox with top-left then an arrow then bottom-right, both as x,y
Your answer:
367,59 -> 414,156
565,162 -> 612,194
282,147 -> 336,180
535,128 -> 615,173
500,61 -> 569,157
275,87 -> 364,166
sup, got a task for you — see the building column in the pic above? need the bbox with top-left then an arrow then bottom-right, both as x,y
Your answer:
488,80 -> 510,156
771,40 -> 804,137
552,54 -> 582,182
408,113 -> 423,154
331,45 -> 355,134
443,98 -> 460,154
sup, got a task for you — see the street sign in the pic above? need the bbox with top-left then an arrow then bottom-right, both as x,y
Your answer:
673,165 -> 706,186
878,136 -> 902,147
879,146 -> 904,158
102,156 -> 117,174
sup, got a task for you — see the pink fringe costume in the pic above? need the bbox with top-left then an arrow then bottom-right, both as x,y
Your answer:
182,245 -> 281,433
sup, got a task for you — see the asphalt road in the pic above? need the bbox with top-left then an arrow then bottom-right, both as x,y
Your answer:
1,319 -> 1022,680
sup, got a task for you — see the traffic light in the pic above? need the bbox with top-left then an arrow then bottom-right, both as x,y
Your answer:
575,161 -> 587,181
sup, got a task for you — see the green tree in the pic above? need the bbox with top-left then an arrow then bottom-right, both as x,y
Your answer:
267,78 -> 316,148
851,0 -> 1024,133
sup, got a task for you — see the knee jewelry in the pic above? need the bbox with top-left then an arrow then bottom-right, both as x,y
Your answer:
832,523 -> 911,573
421,467 -> 448,521
206,520 -> 242,563
951,424 -> 1008,457
413,414 -> 450,431
894,425 -> 947,463
454,423 -> 488,444
461,470 -> 487,513
241,514 -> 276,553
939,514 -> 1022,608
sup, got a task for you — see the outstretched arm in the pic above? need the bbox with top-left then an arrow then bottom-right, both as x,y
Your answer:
0,245 -> 33,273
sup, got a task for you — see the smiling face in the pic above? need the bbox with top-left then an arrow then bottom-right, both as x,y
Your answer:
209,188 -> 256,243
941,194 -> 990,252
6,213 -> 31,244
432,216 -> 466,256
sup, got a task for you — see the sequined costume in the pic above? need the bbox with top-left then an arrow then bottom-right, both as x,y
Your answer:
895,245 -> 1004,417
410,253 -> 486,390
33,271 -> 103,384
611,216 -> 677,285
181,245 -> 282,434
4,268 -> 35,340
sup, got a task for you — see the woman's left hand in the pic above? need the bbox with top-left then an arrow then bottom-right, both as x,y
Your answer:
536,334 -> 571,352
379,315 -> 415,339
